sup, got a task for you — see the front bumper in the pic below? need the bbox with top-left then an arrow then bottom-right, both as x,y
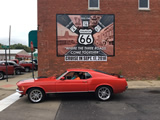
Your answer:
16,88 -> 23,93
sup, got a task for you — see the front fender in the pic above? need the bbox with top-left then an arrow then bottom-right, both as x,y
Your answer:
25,85 -> 46,94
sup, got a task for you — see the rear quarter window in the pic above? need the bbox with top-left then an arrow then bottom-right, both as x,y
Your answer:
85,72 -> 92,79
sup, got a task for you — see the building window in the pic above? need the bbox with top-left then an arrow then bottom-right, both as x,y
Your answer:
139,0 -> 150,10
88,0 -> 100,10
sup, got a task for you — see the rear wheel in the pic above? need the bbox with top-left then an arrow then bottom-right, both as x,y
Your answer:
28,88 -> 45,103
96,86 -> 112,101
15,69 -> 21,75
0,72 -> 4,80
25,67 -> 30,72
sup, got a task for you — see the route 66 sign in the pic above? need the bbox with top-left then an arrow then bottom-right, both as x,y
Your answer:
78,29 -> 94,45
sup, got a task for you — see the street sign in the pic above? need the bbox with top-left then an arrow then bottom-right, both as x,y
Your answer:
31,41 -> 34,52
2,45 -> 9,49
29,30 -> 37,48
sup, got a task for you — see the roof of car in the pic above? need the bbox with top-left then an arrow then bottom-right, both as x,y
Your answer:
67,68 -> 95,72
0,61 -> 16,63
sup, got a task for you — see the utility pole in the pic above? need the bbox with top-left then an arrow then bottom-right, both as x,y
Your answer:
9,25 -> 11,60
2,45 -> 9,82
5,48 -> 8,82
31,41 -> 34,79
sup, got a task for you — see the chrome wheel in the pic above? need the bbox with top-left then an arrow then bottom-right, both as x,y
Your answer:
97,86 -> 111,101
29,89 -> 43,103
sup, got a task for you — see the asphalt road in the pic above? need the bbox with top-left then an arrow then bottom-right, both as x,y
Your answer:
0,89 -> 15,100
0,88 -> 160,120
54,88 -> 160,120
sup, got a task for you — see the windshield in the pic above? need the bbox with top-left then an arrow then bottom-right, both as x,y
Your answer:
56,71 -> 68,80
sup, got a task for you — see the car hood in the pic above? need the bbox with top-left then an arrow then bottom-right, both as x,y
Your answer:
17,76 -> 57,85
17,78 -> 35,84
35,76 -> 57,82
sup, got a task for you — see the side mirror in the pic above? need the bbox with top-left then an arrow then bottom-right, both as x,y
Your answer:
60,77 -> 65,80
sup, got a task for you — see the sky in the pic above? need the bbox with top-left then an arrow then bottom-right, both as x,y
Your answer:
0,0 -> 37,46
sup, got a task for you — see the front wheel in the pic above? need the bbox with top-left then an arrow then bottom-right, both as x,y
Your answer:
95,86 -> 112,101
28,88 -> 45,103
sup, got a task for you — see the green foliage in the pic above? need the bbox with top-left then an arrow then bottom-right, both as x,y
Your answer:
0,43 -> 2,48
157,76 -> 160,80
0,43 -> 35,52
118,70 -> 122,75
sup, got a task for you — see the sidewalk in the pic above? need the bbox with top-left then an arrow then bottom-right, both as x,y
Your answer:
128,80 -> 160,88
0,71 -> 38,90
0,72 -> 160,90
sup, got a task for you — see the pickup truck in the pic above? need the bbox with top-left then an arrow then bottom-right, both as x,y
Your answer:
0,62 -> 14,80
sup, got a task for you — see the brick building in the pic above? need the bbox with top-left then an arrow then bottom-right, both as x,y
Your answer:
38,0 -> 160,80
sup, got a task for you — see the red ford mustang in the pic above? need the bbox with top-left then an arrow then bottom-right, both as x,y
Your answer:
16,69 -> 128,103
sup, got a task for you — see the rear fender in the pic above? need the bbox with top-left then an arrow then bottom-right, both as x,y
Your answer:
95,83 -> 114,93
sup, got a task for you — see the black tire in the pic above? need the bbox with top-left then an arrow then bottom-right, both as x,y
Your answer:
25,67 -> 30,72
34,66 -> 38,71
15,69 -> 21,75
28,88 -> 45,103
95,86 -> 112,101
0,72 -> 4,80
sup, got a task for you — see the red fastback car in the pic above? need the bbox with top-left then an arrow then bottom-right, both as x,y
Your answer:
16,69 -> 128,103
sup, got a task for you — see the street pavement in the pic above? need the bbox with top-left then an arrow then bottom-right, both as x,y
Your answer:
0,73 -> 160,120
55,88 -> 160,120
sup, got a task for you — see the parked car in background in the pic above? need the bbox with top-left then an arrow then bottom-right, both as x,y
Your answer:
16,68 -> 128,103
10,59 -> 19,64
0,61 -> 25,75
0,62 -> 14,80
19,60 -> 38,72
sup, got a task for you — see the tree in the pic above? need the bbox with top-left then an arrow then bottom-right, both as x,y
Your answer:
0,43 -> 35,52
0,43 -> 2,48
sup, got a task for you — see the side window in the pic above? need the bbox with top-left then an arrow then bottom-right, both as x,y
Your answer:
85,72 -> 92,79
139,0 -> 150,10
64,72 -> 75,80
79,72 -> 92,79
64,72 -> 92,80
3,62 -> 9,66
0,63 -> 4,66
9,63 -> 14,66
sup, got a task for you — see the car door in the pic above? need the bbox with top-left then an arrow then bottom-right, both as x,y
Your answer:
7,65 -> 14,74
2,62 -> 14,74
56,72 -> 88,92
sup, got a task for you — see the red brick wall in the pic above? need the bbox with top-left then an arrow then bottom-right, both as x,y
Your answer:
38,0 -> 160,80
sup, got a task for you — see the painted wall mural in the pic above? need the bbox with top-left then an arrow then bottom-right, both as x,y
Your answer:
56,14 -> 115,61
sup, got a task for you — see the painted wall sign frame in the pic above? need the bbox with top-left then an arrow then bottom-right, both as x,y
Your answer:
56,14 -> 115,61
